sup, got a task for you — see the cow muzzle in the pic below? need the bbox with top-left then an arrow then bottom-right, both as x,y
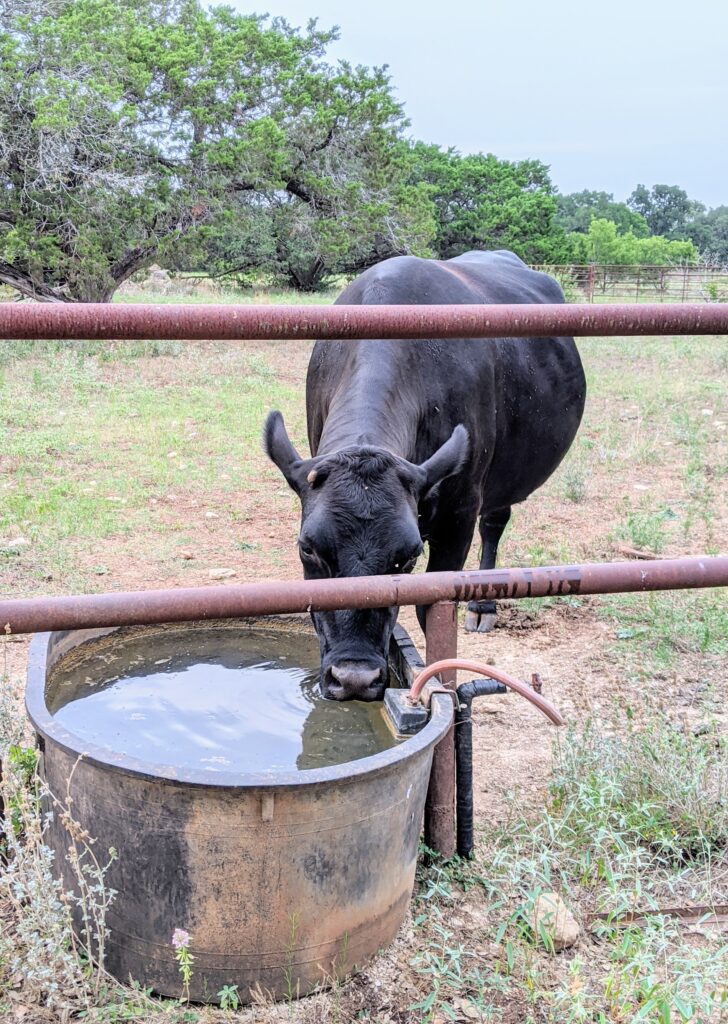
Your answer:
323,661 -> 387,702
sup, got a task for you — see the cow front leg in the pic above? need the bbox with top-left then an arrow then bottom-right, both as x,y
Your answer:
415,516 -> 476,633
464,506 -> 512,633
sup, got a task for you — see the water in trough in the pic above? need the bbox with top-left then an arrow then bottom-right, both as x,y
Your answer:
47,624 -> 400,773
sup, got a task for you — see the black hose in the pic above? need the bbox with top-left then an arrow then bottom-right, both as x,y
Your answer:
455,679 -> 506,859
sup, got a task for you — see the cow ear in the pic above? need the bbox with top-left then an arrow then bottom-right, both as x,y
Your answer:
417,425 -> 469,495
263,411 -> 307,493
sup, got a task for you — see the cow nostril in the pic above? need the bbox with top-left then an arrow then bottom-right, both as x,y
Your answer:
331,665 -> 380,688
327,663 -> 385,700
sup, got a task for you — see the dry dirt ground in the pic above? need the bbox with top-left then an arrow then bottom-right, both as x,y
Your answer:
1,328 -> 727,1023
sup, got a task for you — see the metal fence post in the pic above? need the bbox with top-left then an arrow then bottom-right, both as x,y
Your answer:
423,600 -> 458,858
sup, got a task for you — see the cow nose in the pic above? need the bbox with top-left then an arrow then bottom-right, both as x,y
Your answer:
327,663 -> 385,701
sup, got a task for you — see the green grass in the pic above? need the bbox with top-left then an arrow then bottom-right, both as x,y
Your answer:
0,341 -> 304,592
115,278 -> 340,306
613,504 -> 678,553
602,588 -> 728,665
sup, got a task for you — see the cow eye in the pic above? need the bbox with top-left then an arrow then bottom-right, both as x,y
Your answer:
394,548 -> 422,573
299,541 -> 317,562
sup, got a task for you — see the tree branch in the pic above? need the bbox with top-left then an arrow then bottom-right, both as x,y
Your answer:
285,177 -> 335,215
0,261 -> 70,302
109,244 -> 159,288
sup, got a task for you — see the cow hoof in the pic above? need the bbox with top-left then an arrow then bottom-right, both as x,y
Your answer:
464,610 -> 497,633
464,610 -> 480,632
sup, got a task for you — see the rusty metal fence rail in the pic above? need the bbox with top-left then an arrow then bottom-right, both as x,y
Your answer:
2,301 -> 728,340
2,557 -> 726,636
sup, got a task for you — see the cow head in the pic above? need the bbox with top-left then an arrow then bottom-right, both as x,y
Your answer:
264,411 -> 468,701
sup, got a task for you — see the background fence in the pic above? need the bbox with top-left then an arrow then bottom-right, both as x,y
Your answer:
531,263 -> 728,304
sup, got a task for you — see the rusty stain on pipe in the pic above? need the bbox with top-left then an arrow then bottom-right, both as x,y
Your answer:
1,556 -> 726,636
1,303 -> 728,341
409,659 -> 565,726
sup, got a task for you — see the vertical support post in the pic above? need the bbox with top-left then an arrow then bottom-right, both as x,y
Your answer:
423,600 -> 458,858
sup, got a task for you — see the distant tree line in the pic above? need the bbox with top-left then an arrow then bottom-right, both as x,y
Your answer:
555,186 -> 728,265
0,0 -> 724,301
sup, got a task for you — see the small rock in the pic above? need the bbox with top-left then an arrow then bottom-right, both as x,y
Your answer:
209,568 -> 236,580
4,536 -> 29,551
529,892 -> 580,951
473,942 -> 503,959
451,997 -> 480,1020
179,550 -> 195,560
205,511 -> 219,519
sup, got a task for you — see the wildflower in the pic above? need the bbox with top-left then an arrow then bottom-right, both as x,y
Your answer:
172,928 -> 191,950
172,929 -> 194,1000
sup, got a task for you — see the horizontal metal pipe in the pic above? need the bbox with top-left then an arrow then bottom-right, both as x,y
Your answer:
1,556 -> 726,636
1,303 -> 728,341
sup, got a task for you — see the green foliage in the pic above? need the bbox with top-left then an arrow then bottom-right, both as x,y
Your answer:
605,589 -> 728,665
569,219 -> 698,265
615,504 -> 678,553
559,457 -> 590,503
549,715 -> 728,864
5,744 -> 39,839
686,205 -> 728,262
4,1 -> 718,296
409,143 -> 571,263
183,139 -> 436,291
217,984 -> 239,1010
0,0 -> 422,299
556,189 -> 649,236
628,183 -> 704,239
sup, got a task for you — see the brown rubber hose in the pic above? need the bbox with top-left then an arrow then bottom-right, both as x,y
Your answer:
408,658 -> 565,726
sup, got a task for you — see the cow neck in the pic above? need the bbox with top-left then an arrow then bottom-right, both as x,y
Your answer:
316,346 -> 417,459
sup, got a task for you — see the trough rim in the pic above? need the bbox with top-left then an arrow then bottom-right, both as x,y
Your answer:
25,618 -> 453,791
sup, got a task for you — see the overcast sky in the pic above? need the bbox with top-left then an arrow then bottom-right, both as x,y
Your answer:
232,0 -> 727,208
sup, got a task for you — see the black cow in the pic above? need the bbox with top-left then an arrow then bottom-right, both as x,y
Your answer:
265,250 -> 586,701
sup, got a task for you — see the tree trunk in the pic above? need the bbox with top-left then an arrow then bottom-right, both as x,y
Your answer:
286,256 -> 328,291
